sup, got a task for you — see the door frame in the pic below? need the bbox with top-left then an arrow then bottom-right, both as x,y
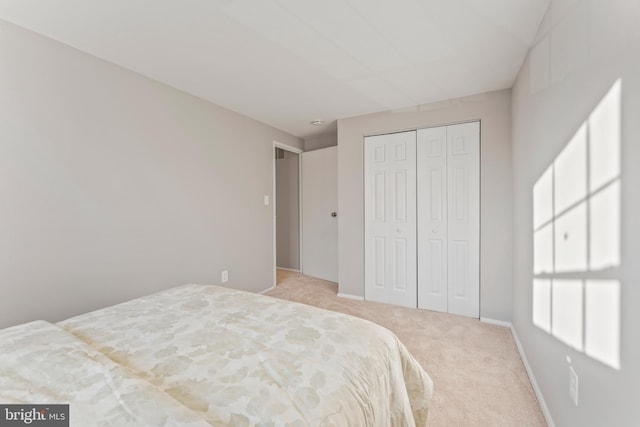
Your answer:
272,141 -> 303,288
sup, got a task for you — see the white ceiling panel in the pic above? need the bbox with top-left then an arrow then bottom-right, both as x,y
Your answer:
0,0 -> 550,138
346,76 -> 417,110
550,0 -> 583,26
383,66 -> 453,105
467,0 -> 552,43
346,0 -> 453,65
223,0 -> 368,80
271,0 -> 411,72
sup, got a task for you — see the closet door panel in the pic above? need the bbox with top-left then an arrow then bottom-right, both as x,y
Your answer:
446,122 -> 480,318
417,126 -> 448,312
365,131 -> 417,308
365,136 -> 391,304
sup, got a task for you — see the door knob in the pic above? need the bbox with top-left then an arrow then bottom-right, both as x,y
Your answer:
432,229 -> 437,234
331,212 -> 337,217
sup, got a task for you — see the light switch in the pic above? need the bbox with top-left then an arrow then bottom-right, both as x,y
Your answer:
569,366 -> 579,406
264,195 -> 270,206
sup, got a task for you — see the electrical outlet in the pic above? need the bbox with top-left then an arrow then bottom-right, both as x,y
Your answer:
569,366 -> 579,406
221,270 -> 229,284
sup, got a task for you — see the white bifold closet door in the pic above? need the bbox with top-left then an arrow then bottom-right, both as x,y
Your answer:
364,131 -> 417,308
417,122 -> 480,318
364,122 -> 479,318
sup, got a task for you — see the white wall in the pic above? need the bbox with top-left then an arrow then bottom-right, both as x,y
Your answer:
276,150 -> 299,270
0,21 -> 302,329
337,89 -> 513,321
304,131 -> 337,152
511,0 -> 640,425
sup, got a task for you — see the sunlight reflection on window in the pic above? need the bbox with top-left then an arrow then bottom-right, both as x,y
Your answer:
589,81 -> 621,191
554,202 -> 587,273
533,166 -> 553,230
532,279 -> 551,333
552,280 -> 584,351
590,177 -> 621,269
531,79 -> 621,370
533,224 -> 553,274
554,124 -> 587,215
585,280 -> 620,370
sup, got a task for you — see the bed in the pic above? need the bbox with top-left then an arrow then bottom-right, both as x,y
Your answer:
0,284 -> 433,426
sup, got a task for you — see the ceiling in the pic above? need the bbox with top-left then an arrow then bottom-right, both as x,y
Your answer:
0,0 -> 549,139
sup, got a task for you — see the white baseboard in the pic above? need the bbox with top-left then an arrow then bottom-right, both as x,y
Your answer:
276,267 -> 300,272
510,325 -> 555,427
260,285 -> 276,294
337,293 -> 364,301
480,317 -> 512,328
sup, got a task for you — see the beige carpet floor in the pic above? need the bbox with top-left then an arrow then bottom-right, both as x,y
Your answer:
265,269 -> 546,427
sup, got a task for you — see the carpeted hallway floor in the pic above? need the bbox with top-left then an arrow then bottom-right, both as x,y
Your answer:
265,269 -> 546,427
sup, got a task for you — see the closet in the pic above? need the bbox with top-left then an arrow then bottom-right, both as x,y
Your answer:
364,121 -> 479,318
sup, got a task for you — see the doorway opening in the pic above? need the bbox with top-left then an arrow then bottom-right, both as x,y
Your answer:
273,142 -> 302,288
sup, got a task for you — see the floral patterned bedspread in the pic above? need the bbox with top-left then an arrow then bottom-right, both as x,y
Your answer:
59,285 -> 433,426
6,284 -> 432,426
0,320 -> 212,426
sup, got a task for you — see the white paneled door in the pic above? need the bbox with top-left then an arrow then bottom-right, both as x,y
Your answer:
364,131 -> 417,308
302,146 -> 338,282
365,122 -> 479,318
417,126 -> 448,313
418,122 -> 480,318
444,122 -> 480,318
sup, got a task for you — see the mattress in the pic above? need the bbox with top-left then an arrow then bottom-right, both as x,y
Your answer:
1,284 -> 433,426
0,320 -> 212,426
